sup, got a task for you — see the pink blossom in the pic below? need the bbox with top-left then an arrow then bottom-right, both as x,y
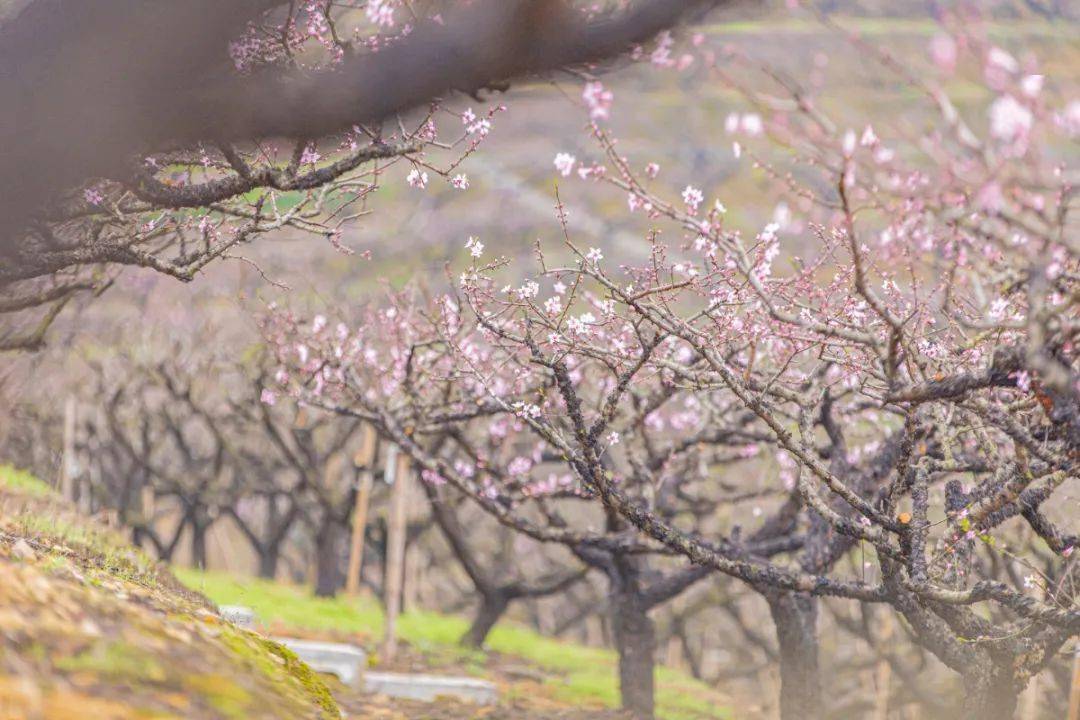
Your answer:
1057,100 -> 1080,137
512,402 -> 541,419
421,469 -> 447,486
465,236 -> 484,258
930,33 -> 957,74
650,31 -> 674,67
365,0 -> 395,27
1014,371 -> 1031,392
515,281 -> 540,300
873,146 -> 895,164
553,153 -> 576,177
406,168 -> 429,189
989,95 -> 1033,143
842,129 -> 857,157
299,144 -> 321,165
741,113 -> 764,137
567,312 -> 596,336
582,81 -> 614,121
987,47 -> 1019,75
976,183 -> 1006,212
1020,74 -> 1044,98
507,456 -> 533,476
462,107 -> 494,136
682,185 -> 704,213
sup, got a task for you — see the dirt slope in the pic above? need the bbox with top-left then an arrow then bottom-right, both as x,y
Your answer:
0,466 -> 338,720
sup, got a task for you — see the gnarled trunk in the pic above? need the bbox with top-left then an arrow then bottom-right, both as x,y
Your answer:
961,665 -> 1021,720
189,517 -> 210,570
257,547 -> 280,580
461,590 -> 510,648
314,521 -> 345,598
612,590 -> 656,720
766,591 -> 822,720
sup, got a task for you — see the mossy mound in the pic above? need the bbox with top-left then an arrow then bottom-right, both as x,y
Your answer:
0,465 -> 339,720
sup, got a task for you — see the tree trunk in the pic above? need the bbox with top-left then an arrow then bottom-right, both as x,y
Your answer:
190,519 -> 209,570
961,666 -> 1021,720
462,591 -> 510,648
766,591 -> 822,720
314,521 -> 345,598
612,590 -> 656,720
257,547 -> 279,580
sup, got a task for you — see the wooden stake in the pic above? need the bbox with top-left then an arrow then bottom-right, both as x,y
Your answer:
403,541 -> 418,613
1067,645 -> 1080,720
345,425 -> 377,596
1019,672 -> 1039,720
872,612 -> 894,720
665,635 -> 683,669
382,446 -> 410,660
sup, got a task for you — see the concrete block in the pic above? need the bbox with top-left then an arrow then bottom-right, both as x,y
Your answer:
273,638 -> 367,687
218,605 -> 255,629
362,672 -> 497,704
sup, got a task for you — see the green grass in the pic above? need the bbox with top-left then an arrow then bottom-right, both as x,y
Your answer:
0,464 -> 55,498
176,568 -> 730,720
704,17 -> 1075,38
0,467 -> 163,586
56,640 -> 167,684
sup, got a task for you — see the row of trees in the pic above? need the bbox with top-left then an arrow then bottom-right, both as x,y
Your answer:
23,351 -> 591,644
5,322 -> 1073,717
259,15 -> 1079,720
0,2 -> 1075,719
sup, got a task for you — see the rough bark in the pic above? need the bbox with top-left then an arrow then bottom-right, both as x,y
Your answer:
612,588 -> 656,720
189,519 -> 209,570
961,665 -> 1021,720
462,591 -> 511,648
0,0 -> 718,250
256,547 -> 280,580
314,520 -> 345,598
766,591 -> 823,720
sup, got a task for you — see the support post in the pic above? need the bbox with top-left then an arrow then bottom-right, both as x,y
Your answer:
382,446 -> 410,660
872,612 -> 893,720
345,425 -> 377,596
1067,645 -> 1080,720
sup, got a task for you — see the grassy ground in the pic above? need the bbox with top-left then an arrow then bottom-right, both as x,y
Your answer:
0,465 -> 339,720
0,464 -> 726,719
176,568 -> 731,720
703,16 -> 1076,37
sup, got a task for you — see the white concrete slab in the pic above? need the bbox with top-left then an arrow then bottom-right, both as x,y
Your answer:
362,671 -> 497,704
272,638 -> 368,687
219,605 -> 255,628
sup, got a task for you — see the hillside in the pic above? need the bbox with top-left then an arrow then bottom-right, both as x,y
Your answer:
0,465 -> 729,720
177,569 -> 731,720
0,465 -> 338,720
